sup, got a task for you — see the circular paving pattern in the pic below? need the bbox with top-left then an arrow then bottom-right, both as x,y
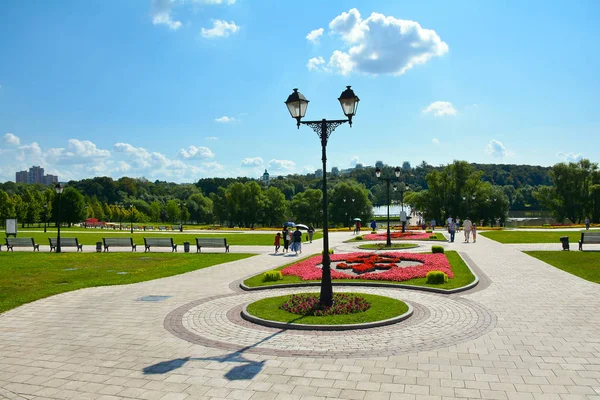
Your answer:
164,287 -> 497,358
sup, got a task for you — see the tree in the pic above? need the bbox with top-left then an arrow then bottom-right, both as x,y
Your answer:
188,193 -> 213,224
290,189 -> 323,227
263,186 -> 288,227
0,190 -> 15,227
165,200 -> 181,224
329,181 -> 372,226
210,187 -> 229,226
54,187 -> 87,227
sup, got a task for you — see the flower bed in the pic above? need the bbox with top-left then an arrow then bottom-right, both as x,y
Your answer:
362,232 -> 432,241
281,252 -> 453,282
280,293 -> 370,316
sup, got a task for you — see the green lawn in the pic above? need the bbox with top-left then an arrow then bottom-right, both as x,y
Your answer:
0,231 -> 322,246
243,250 -> 475,290
524,251 -> 600,283
0,252 -> 254,314
246,292 -> 409,325
480,230 -> 585,244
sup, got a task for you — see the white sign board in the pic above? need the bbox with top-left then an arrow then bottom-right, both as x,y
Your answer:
400,211 -> 407,222
6,219 -> 17,235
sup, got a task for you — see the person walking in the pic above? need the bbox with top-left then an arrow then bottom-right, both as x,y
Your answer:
282,227 -> 289,253
274,232 -> 281,253
356,220 -> 361,233
431,219 -> 436,231
307,225 -> 315,243
448,218 -> 456,243
472,224 -> 477,243
292,227 -> 303,255
455,217 -> 461,232
463,217 -> 473,243
370,220 -> 377,232
585,217 -> 590,230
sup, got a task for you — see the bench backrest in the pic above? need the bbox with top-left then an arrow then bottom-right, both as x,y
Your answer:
195,238 -> 227,247
48,237 -> 78,246
581,232 -> 600,242
144,237 -> 174,246
158,226 -> 166,230
146,226 -> 154,230
103,237 -> 134,246
7,238 -> 35,246
172,226 -> 180,230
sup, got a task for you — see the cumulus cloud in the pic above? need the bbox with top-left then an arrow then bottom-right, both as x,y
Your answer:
215,116 -> 235,123
3,133 -> 20,146
350,156 -> 360,167
557,152 -> 583,162
202,161 -> 224,171
306,28 -> 324,43
178,145 -> 215,159
45,139 -> 111,165
432,138 -> 440,145
307,56 -> 326,71
201,20 -> 240,38
423,101 -> 456,117
269,159 -> 296,171
311,8 -> 448,76
151,0 -> 182,30
241,157 -> 264,167
484,140 -> 508,158
16,142 -> 43,162
206,136 -> 218,140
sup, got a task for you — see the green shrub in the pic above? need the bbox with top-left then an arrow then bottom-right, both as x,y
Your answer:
322,249 -> 334,254
371,231 -> 377,234
262,270 -> 283,282
355,236 -> 364,241
426,270 -> 448,284
429,235 -> 437,239
431,245 -> 444,254
425,229 -> 432,233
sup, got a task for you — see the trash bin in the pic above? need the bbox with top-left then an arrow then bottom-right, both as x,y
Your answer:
96,241 -> 103,252
184,241 -> 190,253
559,236 -> 570,251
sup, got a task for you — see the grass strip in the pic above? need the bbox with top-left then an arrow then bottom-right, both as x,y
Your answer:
243,250 -> 475,290
480,231 -> 584,244
524,251 -> 600,283
245,292 -> 409,325
0,252 -> 254,314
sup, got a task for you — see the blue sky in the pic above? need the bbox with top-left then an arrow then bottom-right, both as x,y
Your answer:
0,0 -> 598,183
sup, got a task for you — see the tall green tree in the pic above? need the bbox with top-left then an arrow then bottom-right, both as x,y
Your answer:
262,186 -> 288,227
0,190 -> 15,227
54,187 -> 87,227
290,189 -> 323,227
187,193 -> 213,224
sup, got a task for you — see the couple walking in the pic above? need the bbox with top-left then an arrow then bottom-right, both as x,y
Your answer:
276,226 -> 305,255
447,217 -> 477,243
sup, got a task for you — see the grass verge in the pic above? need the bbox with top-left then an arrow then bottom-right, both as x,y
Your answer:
0,252 -> 254,314
480,231 -> 584,244
357,243 -> 419,250
243,250 -> 475,290
524,251 -> 600,283
245,292 -> 409,325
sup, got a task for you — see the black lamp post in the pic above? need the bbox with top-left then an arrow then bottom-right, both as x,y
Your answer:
179,201 -> 186,232
285,86 -> 359,307
375,166 -> 401,247
118,203 -> 123,230
129,203 -> 134,234
54,183 -> 64,253
394,183 -> 410,233
44,203 -> 48,233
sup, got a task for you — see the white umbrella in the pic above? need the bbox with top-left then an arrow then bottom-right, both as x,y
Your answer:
353,218 -> 362,221
295,224 -> 309,230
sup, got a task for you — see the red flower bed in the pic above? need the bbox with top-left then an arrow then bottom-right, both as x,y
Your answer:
363,232 -> 432,241
281,252 -> 453,282
280,293 -> 370,316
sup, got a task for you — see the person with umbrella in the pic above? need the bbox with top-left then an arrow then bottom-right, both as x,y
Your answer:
354,218 -> 361,234
292,226 -> 303,255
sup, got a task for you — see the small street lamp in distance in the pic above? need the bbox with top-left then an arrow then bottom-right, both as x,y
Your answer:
54,183 -> 64,253
129,203 -> 134,234
285,85 -> 359,307
375,166 -> 401,247
178,201 -> 186,232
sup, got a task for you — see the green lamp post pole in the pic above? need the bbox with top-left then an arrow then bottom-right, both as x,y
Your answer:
285,86 -> 360,307
375,167 -> 401,247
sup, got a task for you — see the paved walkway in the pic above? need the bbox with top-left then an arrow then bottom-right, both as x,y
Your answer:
1,232 -> 599,400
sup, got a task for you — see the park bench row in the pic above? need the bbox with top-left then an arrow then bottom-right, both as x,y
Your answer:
86,225 -> 182,231
2,237 -> 229,253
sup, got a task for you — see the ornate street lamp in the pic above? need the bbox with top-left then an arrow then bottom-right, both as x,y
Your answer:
43,203 -> 48,233
375,166 -> 401,246
129,203 -> 134,234
178,201 -> 186,232
285,86 -> 359,307
394,183 -> 410,232
54,183 -> 64,253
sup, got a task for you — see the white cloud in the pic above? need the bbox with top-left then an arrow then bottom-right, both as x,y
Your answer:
317,8 -> 448,76
350,156 -> 360,167
484,140 -> 508,158
45,139 -> 111,165
557,152 -> 583,162
215,116 -> 235,123
423,101 -> 456,117
16,142 -> 43,162
241,157 -> 264,167
177,145 -> 215,159
306,28 -> 324,43
202,161 -> 224,171
432,138 -> 440,145
307,56 -> 326,71
206,136 -> 218,140
201,20 -> 240,38
3,133 -> 20,146
151,0 -> 182,30
269,159 -> 296,171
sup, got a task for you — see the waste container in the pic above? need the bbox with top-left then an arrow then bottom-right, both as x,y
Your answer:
96,241 -> 103,252
559,236 -> 570,251
184,241 -> 190,253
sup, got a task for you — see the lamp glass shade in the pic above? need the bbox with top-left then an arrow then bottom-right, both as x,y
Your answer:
338,86 -> 359,117
54,183 -> 64,194
375,167 -> 382,178
285,88 -> 309,119
394,166 -> 401,178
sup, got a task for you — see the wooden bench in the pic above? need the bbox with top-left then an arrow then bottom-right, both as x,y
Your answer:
48,238 -> 83,252
6,238 -> 40,252
195,238 -> 229,253
144,237 -> 177,252
158,226 -> 166,231
145,226 -> 155,231
103,237 -> 137,252
579,232 -> 600,250
172,225 -> 181,231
